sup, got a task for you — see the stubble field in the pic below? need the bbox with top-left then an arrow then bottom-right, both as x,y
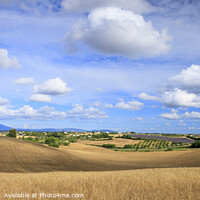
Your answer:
0,136 -> 200,200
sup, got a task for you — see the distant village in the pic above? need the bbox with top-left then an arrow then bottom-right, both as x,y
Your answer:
0,130 -> 199,138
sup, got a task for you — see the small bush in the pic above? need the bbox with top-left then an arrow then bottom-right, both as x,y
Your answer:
166,147 -> 173,151
63,142 -> 70,146
124,144 -> 135,148
27,137 -> 33,140
102,144 -> 116,148
48,143 -> 59,148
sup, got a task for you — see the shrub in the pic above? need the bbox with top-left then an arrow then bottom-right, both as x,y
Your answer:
63,142 -> 70,146
122,134 -> 132,139
124,144 -> 135,148
27,137 -> 33,140
69,139 -> 77,143
45,137 -> 55,145
8,129 -> 17,138
191,141 -> 200,148
179,142 -> 183,146
172,142 -> 178,146
45,137 -> 59,148
102,144 -> 116,148
48,143 -> 59,148
166,147 -> 173,151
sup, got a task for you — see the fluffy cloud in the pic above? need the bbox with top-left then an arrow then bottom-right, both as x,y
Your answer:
137,92 -> 160,101
170,64 -> 200,94
0,96 -> 9,105
161,88 -> 200,108
62,0 -> 156,14
116,99 -> 143,111
188,127 -> 200,130
92,101 -> 114,109
161,111 -> 200,120
0,105 -> 66,120
33,78 -> 72,95
156,65 -> 200,109
30,94 -> 52,102
0,0 -> 59,14
15,77 -> 34,85
0,49 -> 21,69
65,7 -> 171,58
131,117 -> 145,121
160,112 -> 180,120
179,123 -> 186,126
67,104 -> 108,119
182,111 -> 200,119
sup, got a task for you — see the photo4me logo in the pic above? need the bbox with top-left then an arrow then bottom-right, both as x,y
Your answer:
3,193 -> 84,199
3,193 -> 30,198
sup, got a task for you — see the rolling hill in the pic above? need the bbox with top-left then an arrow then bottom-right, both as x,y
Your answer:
0,136 -> 200,173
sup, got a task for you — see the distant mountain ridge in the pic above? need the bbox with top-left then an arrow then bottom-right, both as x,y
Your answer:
16,128 -> 86,132
0,124 -> 12,131
0,124 -> 114,132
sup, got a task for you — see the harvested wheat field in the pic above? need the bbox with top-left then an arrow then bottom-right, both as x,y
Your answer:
1,136 -> 200,200
0,168 -> 200,200
0,136 -> 200,172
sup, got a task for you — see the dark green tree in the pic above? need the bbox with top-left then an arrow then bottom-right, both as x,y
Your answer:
191,141 -> 200,148
8,129 -> 17,138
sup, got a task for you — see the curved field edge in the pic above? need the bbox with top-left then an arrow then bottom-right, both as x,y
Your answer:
0,168 -> 200,200
1,136 -> 200,173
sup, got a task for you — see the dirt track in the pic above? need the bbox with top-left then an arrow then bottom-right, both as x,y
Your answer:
0,136 -> 200,173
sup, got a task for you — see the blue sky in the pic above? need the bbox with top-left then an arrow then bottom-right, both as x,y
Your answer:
0,0 -> 200,133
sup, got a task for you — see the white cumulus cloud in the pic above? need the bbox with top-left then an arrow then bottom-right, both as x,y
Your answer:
15,77 -> 34,85
92,101 -> 114,109
67,104 -> 108,119
161,111 -> 200,120
65,7 -> 171,58
0,49 -> 21,69
170,64 -> 200,94
0,96 -> 9,105
160,112 -> 180,120
137,92 -> 160,101
0,105 -> 66,120
116,99 -> 143,111
182,111 -> 200,119
161,88 -> 200,108
62,0 -> 156,14
30,94 -> 52,102
33,77 -> 73,95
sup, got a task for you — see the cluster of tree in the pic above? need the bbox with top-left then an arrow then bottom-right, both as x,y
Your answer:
120,134 -> 132,139
191,141 -> 200,148
92,133 -> 113,140
187,135 -> 200,141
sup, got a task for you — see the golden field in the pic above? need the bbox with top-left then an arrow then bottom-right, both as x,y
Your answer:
1,136 -> 200,172
0,136 -> 200,199
0,168 -> 200,200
